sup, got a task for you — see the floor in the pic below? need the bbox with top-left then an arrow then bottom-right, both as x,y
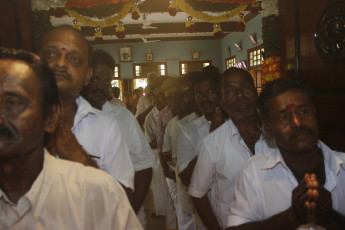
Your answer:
143,186 -> 166,230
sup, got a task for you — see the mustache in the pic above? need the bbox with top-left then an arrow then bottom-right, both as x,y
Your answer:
91,89 -> 107,96
0,125 -> 13,138
53,69 -> 71,81
288,126 -> 315,140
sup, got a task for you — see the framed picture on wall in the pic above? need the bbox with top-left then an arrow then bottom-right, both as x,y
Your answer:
146,53 -> 153,61
120,46 -> 132,62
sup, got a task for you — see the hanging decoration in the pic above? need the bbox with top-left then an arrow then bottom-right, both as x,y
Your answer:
186,16 -> 195,33
262,56 -> 280,83
213,23 -> 224,39
131,2 -> 140,20
236,13 -> 245,31
65,0 -> 130,8
169,0 -> 178,16
174,0 -> 249,23
72,19 -> 81,30
261,0 -> 281,83
94,26 -> 103,41
64,0 -> 135,28
115,22 -> 126,39
31,0 -> 66,11
249,1 -> 261,14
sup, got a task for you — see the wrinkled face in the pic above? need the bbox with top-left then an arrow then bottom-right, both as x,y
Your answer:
194,79 -> 219,117
39,28 -> 92,98
152,87 -> 166,111
221,73 -> 257,122
264,89 -> 319,154
81,63 -> 112,109
0,60 -> 52,159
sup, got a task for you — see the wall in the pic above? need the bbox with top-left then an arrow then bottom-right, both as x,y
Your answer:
220,14 -> 263,70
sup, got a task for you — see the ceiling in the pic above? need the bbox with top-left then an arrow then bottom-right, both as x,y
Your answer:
47,0 -> 261,44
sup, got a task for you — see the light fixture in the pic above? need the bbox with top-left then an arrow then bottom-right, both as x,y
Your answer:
234,42 -> 242,51
249,33 -> 257,45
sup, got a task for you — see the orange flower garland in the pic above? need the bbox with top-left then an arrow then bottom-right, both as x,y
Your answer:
262,56 -> 281,83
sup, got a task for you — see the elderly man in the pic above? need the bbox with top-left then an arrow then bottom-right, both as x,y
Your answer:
38,25 -> 134,193
188,68 -> 275,230
0,48 -> 141,230
80,49 -> 155,229
227,79 -> 345,230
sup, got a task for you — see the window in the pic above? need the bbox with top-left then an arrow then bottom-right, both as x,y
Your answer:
133,62 -> 167,78
179,60 -> 212,76
248,45 -> 264,69
226,56 -> 236,69
111,64 -> 123,100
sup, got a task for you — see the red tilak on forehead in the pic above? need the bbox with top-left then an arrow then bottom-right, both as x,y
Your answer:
286,103 -> 296,109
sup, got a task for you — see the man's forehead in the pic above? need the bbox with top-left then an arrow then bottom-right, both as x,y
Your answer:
270,89 -> 311,110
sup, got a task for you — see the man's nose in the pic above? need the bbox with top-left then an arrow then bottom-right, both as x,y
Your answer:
290,112 -> 302,129
55,55 -> 68,68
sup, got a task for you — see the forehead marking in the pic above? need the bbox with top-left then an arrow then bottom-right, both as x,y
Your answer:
286,103 -> 296,110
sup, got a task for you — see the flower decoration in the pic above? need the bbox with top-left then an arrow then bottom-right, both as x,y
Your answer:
213,23 -> 224,39
72,19 -> 81,30
115,22 -> 126,39
262,56 -> 281,83
131,2 -> 140,20
236,13 -> 245,31
250,1 -> 261,14
94,26 -> 103,41
186,16 -> 195,33
169,0 -> 178,16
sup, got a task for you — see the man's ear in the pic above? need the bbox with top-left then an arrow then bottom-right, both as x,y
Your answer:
263,120 -> 273,137
45,104 -> 60,133
84,67 -> 93,87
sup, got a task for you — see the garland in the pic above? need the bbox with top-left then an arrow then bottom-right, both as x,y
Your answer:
175,0 -> 249,23
64,0 -> 136,27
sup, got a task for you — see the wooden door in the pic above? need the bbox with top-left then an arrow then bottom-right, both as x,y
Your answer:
280,0 -> 345,151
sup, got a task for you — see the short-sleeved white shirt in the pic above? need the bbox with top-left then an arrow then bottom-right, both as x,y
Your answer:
0,151 -> 142,230
228,141 -> 345,227
102,101 -> 155,172
188,119 -> 275,228
177,115 -> 211,173
144,107 -> 159,143
72,97 -> 134,189
135,96 -> 151,117
163,116 -> 178,154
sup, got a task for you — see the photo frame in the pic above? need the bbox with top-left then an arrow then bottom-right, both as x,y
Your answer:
234,42 -> 242,51
192,51 -> 200,60
120,46 -> 132,62
146,53 -> 153,61
249,34 -> 257,45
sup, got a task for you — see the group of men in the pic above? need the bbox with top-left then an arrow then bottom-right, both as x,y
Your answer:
0,24 -> 345,230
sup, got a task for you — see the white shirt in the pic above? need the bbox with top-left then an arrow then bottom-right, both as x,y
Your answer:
109,97 -> 125,108
228,141 -> 345,228
144,107 -> 159,143
102,101 -> 155,172
188,119 -> 275,229
72,97 -> 134,189
0,151 -> 142,230
163,116 -> 178,154
177,115 -> 211,174
135,96 -> 151,117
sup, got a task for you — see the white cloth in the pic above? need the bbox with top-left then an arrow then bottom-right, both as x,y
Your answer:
109,96 -> 125,107
144,107 -> 159,143
0,151 -> 142,230
188,119 -> 275,229
228,141 -> 345,228
177,115 -> 211,174
163,116 -> 178,154
72,97 -> 134,189
102,101 -> 155,228
135,96 -> 151,118
102,101 -> 155,172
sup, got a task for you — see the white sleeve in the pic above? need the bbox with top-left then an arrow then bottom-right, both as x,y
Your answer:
163,121 -> 173,152
188,140 -> 216,198
227,167 -> 261,227
144,114 -> 156,143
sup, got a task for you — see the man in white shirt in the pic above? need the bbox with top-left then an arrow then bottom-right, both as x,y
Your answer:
109,86 -> 125,107
38,25 -> 134,192
0,48 -> 141,230
227,79 -> 345,229
188,68 -> 275,230
80,49 -> 156,229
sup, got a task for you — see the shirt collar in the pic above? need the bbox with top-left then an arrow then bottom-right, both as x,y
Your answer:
73,96 -> 98,129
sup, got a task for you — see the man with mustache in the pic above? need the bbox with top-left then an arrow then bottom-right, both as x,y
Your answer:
188,68 -> 275,230
0,48 -> 141,229
80,49 -> 155,229
227,79 -> 345,229
38,25 -> 135,193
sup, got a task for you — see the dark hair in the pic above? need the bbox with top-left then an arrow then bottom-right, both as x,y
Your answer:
202,65 -> 220,75
221,67 -> 254,86
91,49 -> 115,71
0,47 -> 60,120
191,70 -> 220,92
258,78 -> 313,121
38,25 -> 93,66
112,86 -> 120,98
